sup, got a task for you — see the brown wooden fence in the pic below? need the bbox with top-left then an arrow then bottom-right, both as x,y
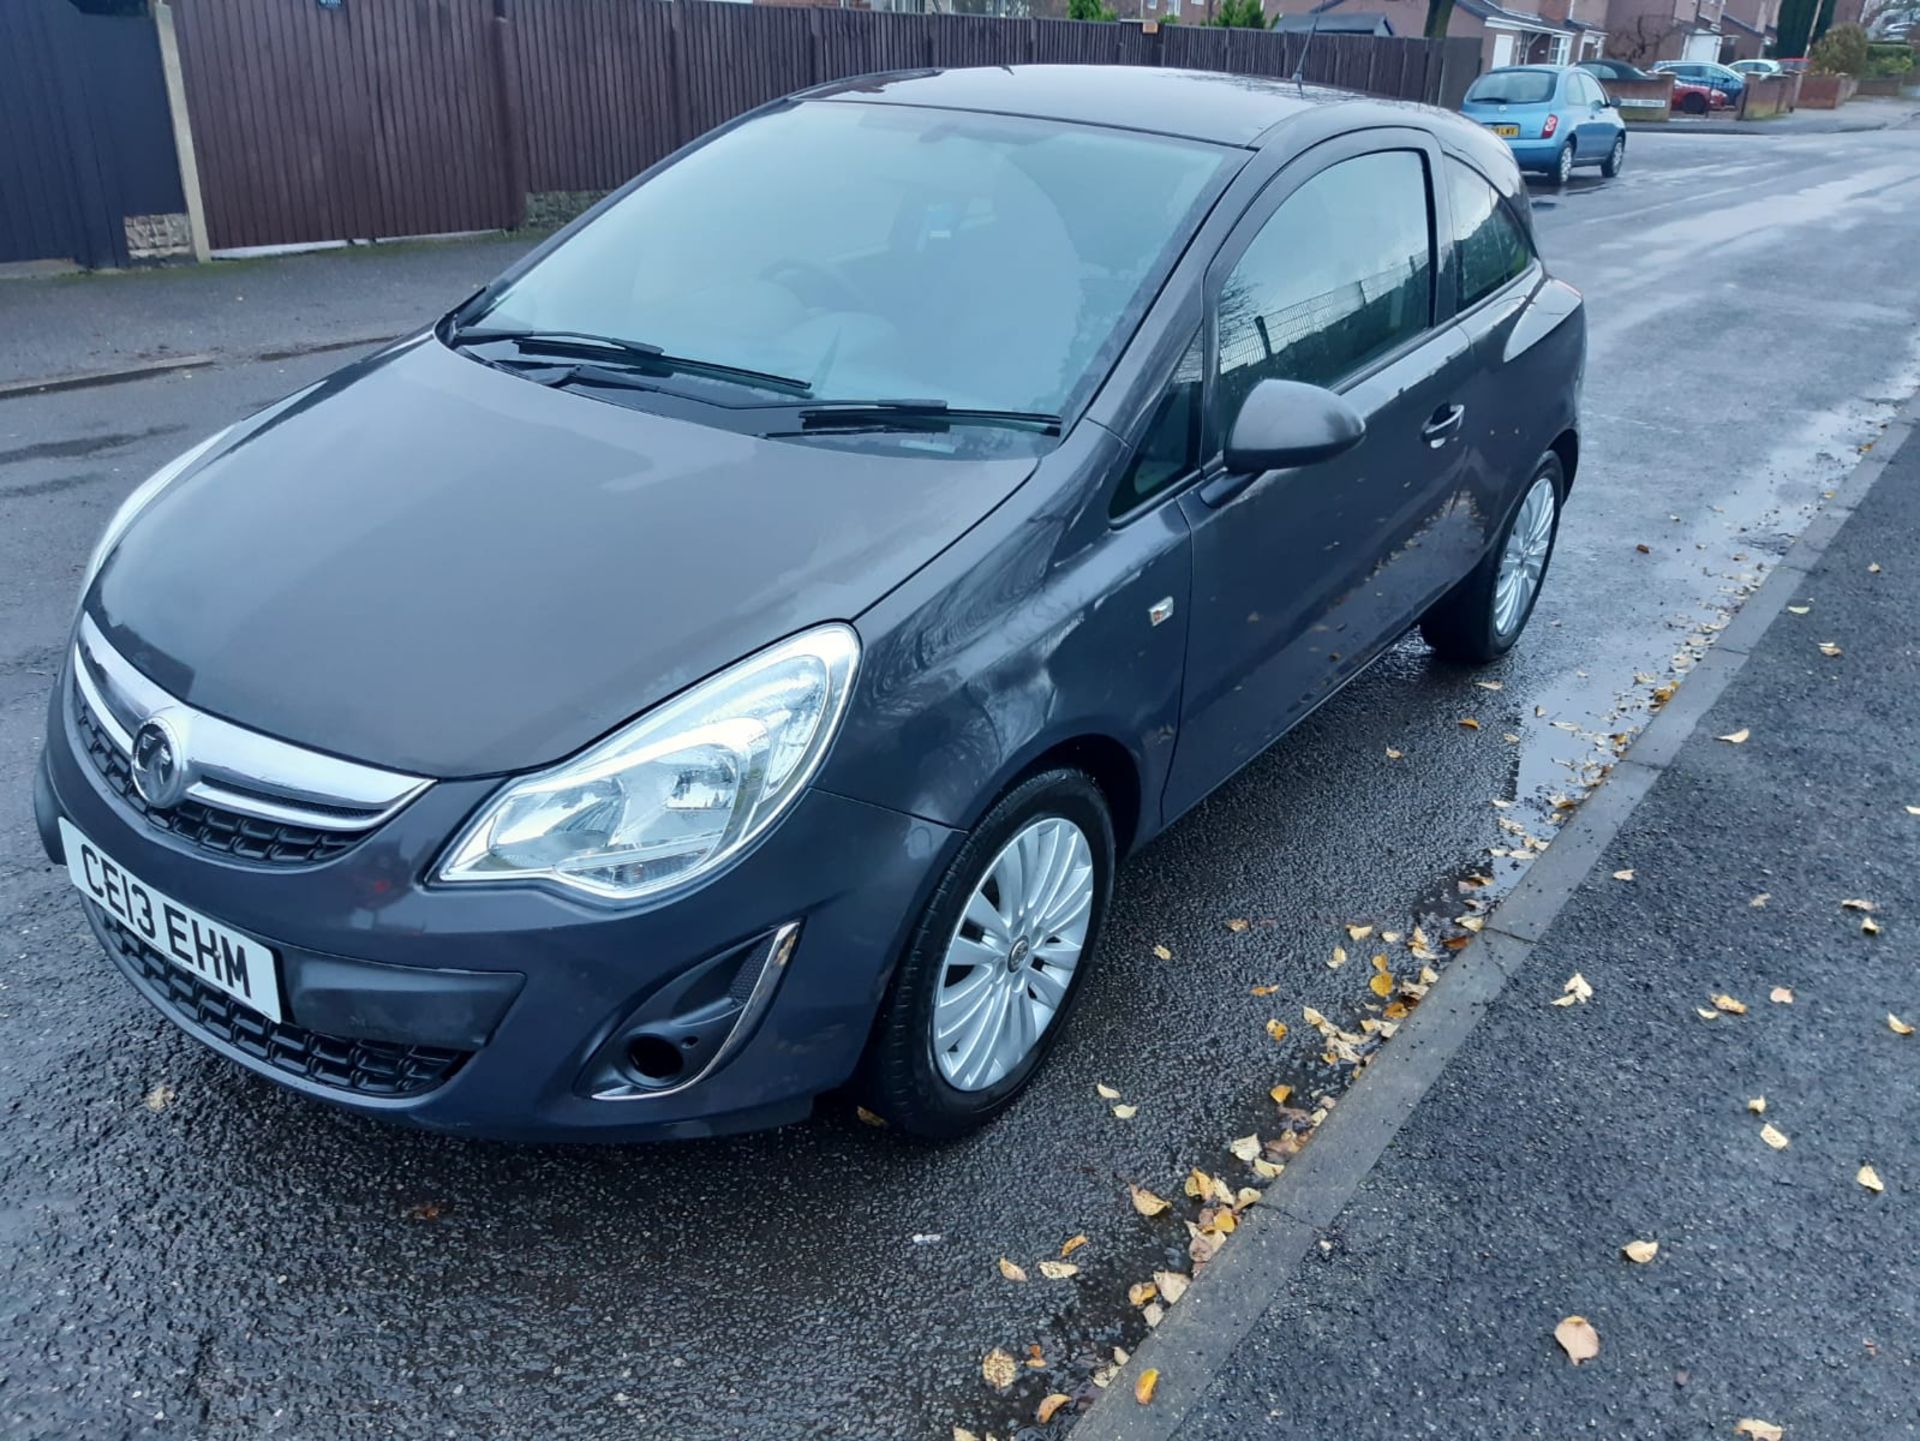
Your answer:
169,0 -> 1480,252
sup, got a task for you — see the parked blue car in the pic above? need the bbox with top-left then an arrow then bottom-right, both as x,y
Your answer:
1461,65 -> 1628,186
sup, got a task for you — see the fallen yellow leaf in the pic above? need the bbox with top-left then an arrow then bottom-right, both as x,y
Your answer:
1858,1164 -> 1884,1193
1036,1394 -> 1071,1425
1748,1097 -> 1766,1114
1907,805 -> 1920,816
1890,1014 -> 1915,1036
997,1257 -> 1028,1282
1457,915 -> 1486,933
1552,973 -> 1594,1007
1154,1270 -> 1190,1304
981,1348 -> 1017,1390
1142,1300 -> 1166,1328
1621,1240 -> 1659,1264
856,1106 -> 888,1128
1818,641 -> 1843,657
1751,893 -> 1771,907
1302,1006 -> 1328,1028
1027,1344 -> 1046,1368
1269,1084 -> 1293,1105
1134,1368 -> 1159,1405
1112,1104 -> 1139,1120
1554,1315 -> 1600,1365
1228,1134 -> 1262,1163
1370,952 -> 1390,971
1328,946 -> 1348,969
1735,1421 -> 1784,1441
1096,1082 -> 1121,1100
1226,918 -> 1250,934
1717,728 -> 1751,744
1265,1018 -> 1290,1042
1128,1280 -> 1158,1307
1038,1260 -> 1079,1280
1384,1000 -> 1411,1020
1129,1185 -> 1170,1217
1153,944 -> 1173,961
1612,869 -> 1635,882
1459,717 -> 1481,730
1869,561 -> 1882,573
1369,971 -> 1395,998
1840,898 -> 1877,912
1863,916 -> 1882,936
1385,746 -> 1404,759
1696,1007 -> 1721,1021
1252,1157 -> 1284,1179
1761,1123 -> 1790,1150
1712,994 -> 1748,1015
1061,1233 -> 1088,1257
1250,983 -> 1279,997
954,1428 -> 980,1441
144,1083 -> 176,1113
1346,924 -> 1374,941
1786,604 -> 1811,615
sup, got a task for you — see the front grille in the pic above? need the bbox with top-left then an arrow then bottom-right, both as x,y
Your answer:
95,908 -> 469,1097
73,680 -> 370,865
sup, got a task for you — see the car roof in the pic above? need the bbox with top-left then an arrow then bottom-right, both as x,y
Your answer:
806,65 -> 1368,147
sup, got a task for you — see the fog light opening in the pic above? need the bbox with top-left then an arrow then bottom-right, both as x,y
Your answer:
627,1033 -> 687,1083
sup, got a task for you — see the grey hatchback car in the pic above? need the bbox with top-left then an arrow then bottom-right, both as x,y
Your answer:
36,66 -> 1584,1142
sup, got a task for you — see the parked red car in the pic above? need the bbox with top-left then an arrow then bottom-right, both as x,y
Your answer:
1671,78 -> 1733,114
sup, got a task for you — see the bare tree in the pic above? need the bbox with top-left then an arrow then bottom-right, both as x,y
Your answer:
1610,13 -> 1689,62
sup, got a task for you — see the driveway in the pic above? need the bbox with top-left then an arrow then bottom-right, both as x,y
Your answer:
3,126 -> 1920,1441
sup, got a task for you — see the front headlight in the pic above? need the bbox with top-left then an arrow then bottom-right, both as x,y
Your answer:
79,426 -> 235,603
438,624 -> 860,901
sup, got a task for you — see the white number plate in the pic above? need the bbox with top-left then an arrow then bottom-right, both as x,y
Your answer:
61,818 -> 283,1022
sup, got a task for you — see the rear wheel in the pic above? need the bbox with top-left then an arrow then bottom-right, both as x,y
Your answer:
1420,453 -> 1566,665
1601,134 -> 1626,178
1681,91 -> 1709,115
855,769 -> 1114,1140
1550,141 -> 1575,187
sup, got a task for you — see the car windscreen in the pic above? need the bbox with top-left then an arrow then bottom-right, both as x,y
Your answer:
1465,71 -> 1557,104
466,101 -> 1233,419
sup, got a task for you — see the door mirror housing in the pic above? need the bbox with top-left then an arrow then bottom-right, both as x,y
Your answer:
1222,379 -> 1367,474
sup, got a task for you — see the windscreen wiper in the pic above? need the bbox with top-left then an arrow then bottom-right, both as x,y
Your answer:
449,327 -> 812,397
790,400 -> 1062,435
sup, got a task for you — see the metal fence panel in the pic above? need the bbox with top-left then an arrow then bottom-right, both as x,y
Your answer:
0,0 -> 182,267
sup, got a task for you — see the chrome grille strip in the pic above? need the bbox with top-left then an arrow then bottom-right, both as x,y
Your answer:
74,615 -> 431,832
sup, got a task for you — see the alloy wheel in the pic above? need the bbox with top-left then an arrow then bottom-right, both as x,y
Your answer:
931,815 -> 1093,1092
1493,473 -> 1558,637
1556,143 -> 1574,185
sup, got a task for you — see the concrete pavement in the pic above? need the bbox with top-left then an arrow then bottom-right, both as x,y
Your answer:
1085,394 -> 1920,1441
4,128 -> 1920,1441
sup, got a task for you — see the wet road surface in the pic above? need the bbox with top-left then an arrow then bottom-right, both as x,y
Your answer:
4,127 -> 1920,1441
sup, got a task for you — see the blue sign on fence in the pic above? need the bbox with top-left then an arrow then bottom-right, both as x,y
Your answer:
317,0 -> 343,9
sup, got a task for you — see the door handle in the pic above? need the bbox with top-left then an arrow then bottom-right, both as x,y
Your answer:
1421,404 -> 1465,448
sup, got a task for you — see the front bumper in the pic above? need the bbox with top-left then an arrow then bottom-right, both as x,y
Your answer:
37,685 -> 959,1141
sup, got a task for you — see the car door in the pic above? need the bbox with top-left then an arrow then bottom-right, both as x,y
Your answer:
1439,154 -> 1553,566
1569,72 -> 1611,154
1162,134 -> 1475,818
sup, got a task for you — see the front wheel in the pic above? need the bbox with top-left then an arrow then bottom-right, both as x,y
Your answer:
1420,453 -> 1566,665
854,769 -> 1114,1140
1601,134 -> 1626,178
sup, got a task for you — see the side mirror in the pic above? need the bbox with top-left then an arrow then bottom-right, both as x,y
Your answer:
1223,379 -> 1366,474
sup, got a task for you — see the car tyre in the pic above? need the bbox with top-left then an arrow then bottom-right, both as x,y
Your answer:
1419,452 -> 1567,665
1682,92 -> 1708,115
1550,141 -> 1575,187
1601,134 -> 1626,178
854,768 -> 1114,1141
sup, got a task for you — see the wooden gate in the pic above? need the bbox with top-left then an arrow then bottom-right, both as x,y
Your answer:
169,0 -> 516,250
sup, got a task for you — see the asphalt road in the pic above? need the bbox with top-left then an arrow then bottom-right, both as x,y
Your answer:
3,127 -> 1920,1441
